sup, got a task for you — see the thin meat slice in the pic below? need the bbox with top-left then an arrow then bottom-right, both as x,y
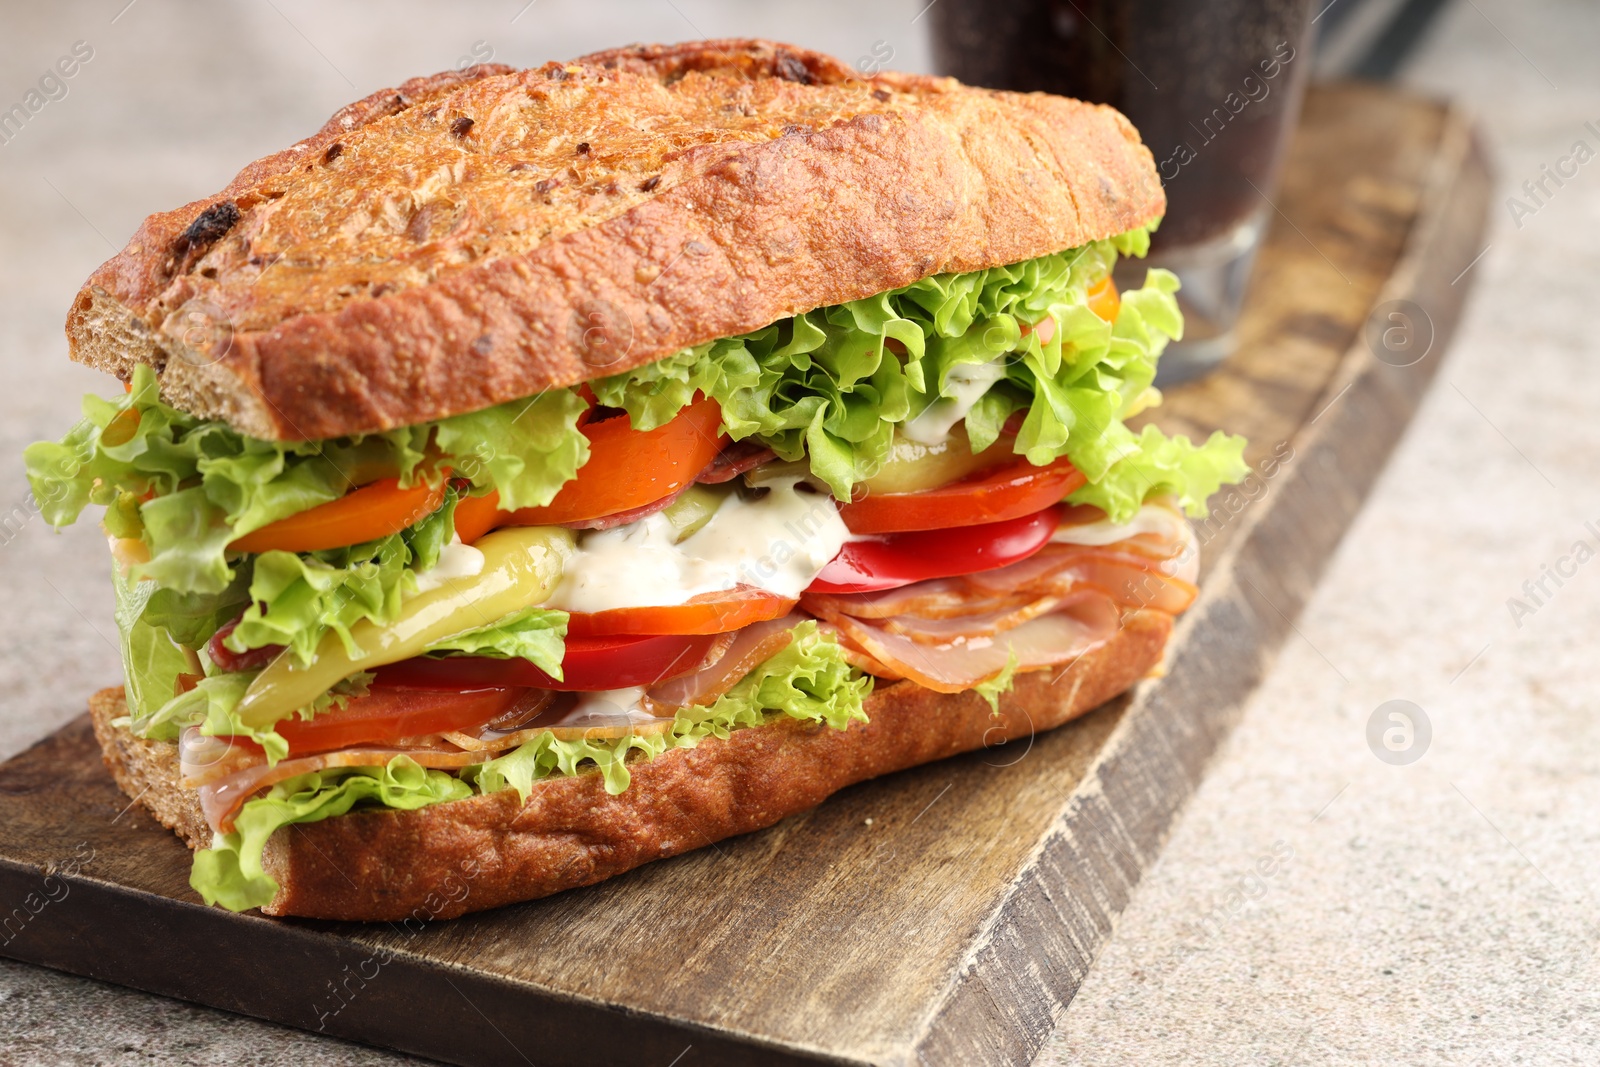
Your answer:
1056,554 -> 1198,614
196,742 -> 489,835
832,591 -> 1122,693
561,485 -> 686,530
959,542 -> 1087,595
960,543 -> 1197,612
875,595 -> 1068,644
816,621 -> 909,681
802,580 -> 1038,622
697,440 -> 778,484
644,616 -> 796,712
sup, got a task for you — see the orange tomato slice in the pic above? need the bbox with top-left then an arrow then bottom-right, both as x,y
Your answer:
451,490 -> 504,545
505,396 -> 724,526
453,396 -> 725,540
1087,276 -> 1120,322
229,478 -> 448,555
564,587 -> 795,638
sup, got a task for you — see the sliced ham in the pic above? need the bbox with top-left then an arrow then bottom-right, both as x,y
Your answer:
803,580 -> 1040,622
875,595 -> 1068,644
643,616 -> 797,713
561,485 -> 686,530
831,591 -> 1122,693
179,730 -> 268,789
833,638 -> 907,681
1051,501 -> 1198,580
196,742 -> 490,835
807,544 -> 1196,623
809,511 -> 1197,690
959,544 -> 1197,613
697,440 -> 778,484
1066,554 -> 1198,613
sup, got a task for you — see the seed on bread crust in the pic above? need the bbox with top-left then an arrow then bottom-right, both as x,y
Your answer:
173,201 -> 239,255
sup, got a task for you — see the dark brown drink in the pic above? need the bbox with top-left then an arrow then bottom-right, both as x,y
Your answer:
930,0 -> 1314,251
931,0 -> 1315,380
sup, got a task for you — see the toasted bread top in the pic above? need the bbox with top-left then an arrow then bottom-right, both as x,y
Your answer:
66,40 -> 1164,440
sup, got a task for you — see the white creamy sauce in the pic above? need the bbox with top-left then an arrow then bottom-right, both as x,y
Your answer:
1051,503 -> 1188,547
411,536 -> 486,594
1053,503 -> 1199,583
547,480 -> 850,614
552,686 -> 658,728
901,359 -> 1010,445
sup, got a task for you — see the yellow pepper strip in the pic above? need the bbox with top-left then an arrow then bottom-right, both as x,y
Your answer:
234,525 -> 574,730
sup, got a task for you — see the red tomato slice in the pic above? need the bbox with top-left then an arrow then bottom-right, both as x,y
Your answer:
566,587 -> 795,638
377,632 -> 718,692
809,506 -> 1062,594
839,455 -> 1086,535
273,685 -> 526,756
230,478 -> 448,555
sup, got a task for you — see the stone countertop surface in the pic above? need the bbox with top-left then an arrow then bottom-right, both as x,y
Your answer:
0,1 -> 1594,1064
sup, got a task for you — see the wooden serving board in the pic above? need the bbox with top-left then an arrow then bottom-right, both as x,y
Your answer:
0,85 -> 1490,1067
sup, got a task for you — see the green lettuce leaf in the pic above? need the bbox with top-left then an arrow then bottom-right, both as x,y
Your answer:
23,365 -> 588,596
134,669 -> 289,762
142,576 -> 250,651
469,620 -> 870,798
973,649 -> 1020,714
432,390 -> 590,511
190,757 -> 472,912
225,540 -> 409,667
426,606 -> 567,677
591,226 -> 1234,518
1066,424 -> 1250,522
111,561 -> 194,722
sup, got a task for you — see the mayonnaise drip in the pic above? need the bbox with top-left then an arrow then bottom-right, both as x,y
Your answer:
411,536 -> 486,594
1051,503 -> 1189,548
547,480 -> 850,614
552,686 -> 658,728
901,359 -> 1009,445
1053,502 -> 1199,584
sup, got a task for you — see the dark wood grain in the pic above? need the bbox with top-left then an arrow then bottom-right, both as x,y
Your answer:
0,86 -> 1491,1067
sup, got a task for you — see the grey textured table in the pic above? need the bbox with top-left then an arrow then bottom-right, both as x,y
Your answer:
0,2 -> 1595,1064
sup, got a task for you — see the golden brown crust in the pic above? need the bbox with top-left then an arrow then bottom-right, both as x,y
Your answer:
87,610 -> 1171,921
66,39 -> 1164,440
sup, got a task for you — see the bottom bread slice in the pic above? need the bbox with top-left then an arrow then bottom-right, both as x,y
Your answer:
89,609 -> 1172,921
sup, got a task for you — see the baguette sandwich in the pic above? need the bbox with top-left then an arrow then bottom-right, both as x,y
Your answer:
24,40 -> 1247,921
